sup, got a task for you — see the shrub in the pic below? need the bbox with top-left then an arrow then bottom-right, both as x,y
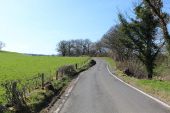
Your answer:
117,60 -> 147,78
89,60 -> 96,67
57,65 -> 77,80
1,81 -> 30,113
27,90 -> 54,112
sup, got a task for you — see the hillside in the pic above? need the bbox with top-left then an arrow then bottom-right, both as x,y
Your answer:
0,51 -> 89,82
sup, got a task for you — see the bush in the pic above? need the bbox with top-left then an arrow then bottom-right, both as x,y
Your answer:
89,60 -> 96,67
27,90 -> 54,113
117,60 -> 147,78
0,105 -> 6,113
52,76 -> 70,90
58,65 -> 77,76
154,55 -> 170,80
1,81 -> 30,113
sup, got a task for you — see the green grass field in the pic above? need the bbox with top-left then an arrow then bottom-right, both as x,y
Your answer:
103,57 -> 170,105
0,51 -> 89,82
0,51 -> 89,104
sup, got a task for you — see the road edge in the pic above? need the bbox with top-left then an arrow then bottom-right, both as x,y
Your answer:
106,65 -> 170,109
53,73 -> 81,113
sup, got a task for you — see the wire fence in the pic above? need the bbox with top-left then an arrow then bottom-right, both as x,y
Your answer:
0,58 -> 91,104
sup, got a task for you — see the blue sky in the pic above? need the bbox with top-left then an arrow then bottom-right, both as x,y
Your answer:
0,0 -> 169,54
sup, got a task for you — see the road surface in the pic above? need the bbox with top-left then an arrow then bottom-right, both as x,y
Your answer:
58,58 -> 170,113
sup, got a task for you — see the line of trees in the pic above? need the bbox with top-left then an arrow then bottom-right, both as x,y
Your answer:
56,39 -> 107,57
100,0 -> 170,79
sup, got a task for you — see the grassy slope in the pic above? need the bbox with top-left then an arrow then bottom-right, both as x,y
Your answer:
103,57 -> 170,105
0,51 -> 89,82
0,51 -> 89,103
154,57 -> 170,81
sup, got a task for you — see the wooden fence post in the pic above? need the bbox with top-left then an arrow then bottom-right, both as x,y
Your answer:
41,73 -> 44,89
75,64 -> 78,69
26,81 -> 30,93
56,70 -> 58,80
12,81 -> 17,103
35,80 -> 38,89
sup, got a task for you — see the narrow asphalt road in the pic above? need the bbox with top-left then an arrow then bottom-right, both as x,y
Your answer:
58,58 -> 170,113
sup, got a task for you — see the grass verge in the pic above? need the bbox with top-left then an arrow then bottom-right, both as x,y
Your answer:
103,57 -> 170,105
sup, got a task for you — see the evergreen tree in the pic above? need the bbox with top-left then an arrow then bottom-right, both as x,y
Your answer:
119,3 -> 164,79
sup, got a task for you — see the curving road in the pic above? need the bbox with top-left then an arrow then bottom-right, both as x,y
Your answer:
58,58 -> 170,113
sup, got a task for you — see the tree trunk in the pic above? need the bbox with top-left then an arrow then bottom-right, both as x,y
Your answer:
62,52 -> 66,56
160,19 -> 170,51
146,64 -> 153,79
148,71 -> 153,79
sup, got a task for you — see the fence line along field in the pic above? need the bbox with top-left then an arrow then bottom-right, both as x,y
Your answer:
0,51 -> 89,102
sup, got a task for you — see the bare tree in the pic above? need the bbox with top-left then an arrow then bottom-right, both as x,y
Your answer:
67,41 -> 74,56
95,41 -> 106,56
0,41 -> 5,50
101,26 -> 132,61
82,39 -> 92,55
57,41 -> 68,56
